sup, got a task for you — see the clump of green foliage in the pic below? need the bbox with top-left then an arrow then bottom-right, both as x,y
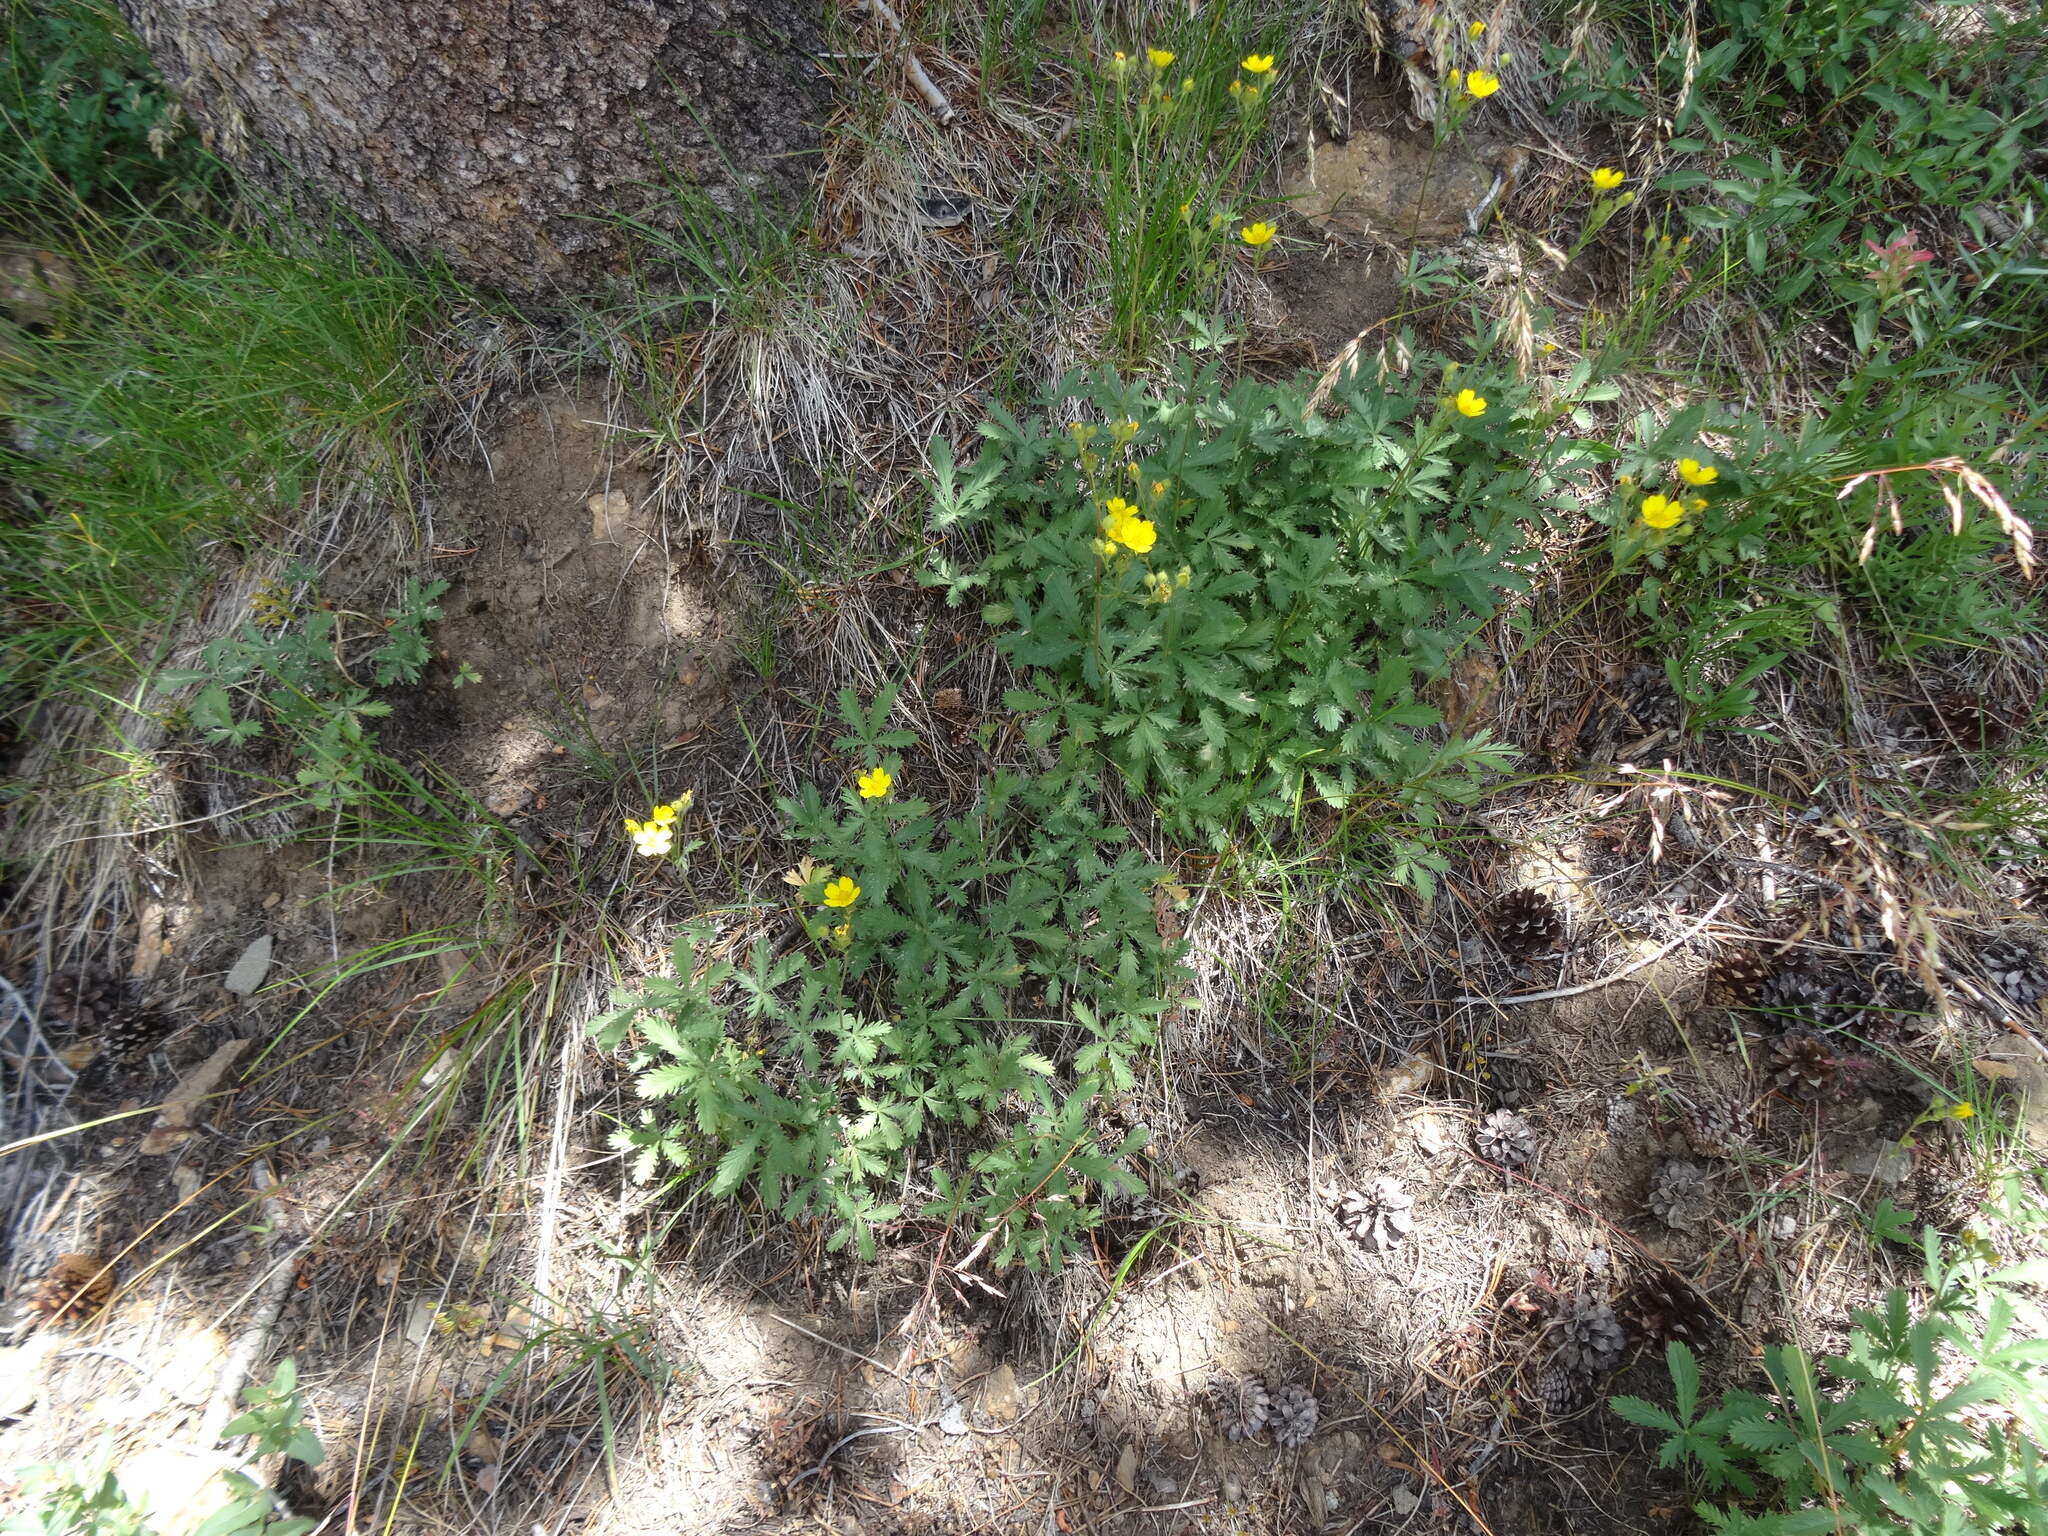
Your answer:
594,686 -> 1175,1268
157,572 -> 446,811
5,1360 -> 323,1536
0,0 -> 197,211
1612,1233 -> 2048,1534
928,363 -> 1593,857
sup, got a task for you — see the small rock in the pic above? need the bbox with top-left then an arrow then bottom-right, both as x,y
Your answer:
1284,131 -> 1498,242
979,1362 -> 1019,1421
0,244 -> 78,326
223,934 -> 273,997
937,1401 -> 969,1436
587,488 -> 637,542
1843,1143 -> 1915,1186
486,784 -> 533,818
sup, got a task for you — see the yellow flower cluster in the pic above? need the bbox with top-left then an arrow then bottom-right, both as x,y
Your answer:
624,796 -> 687,858
1637,454 -> 1722,529
1100,496 -> 1158,554
1228,51 -> 1275,106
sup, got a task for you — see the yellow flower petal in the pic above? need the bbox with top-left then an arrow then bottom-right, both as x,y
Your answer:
1640,494 -> 1683,529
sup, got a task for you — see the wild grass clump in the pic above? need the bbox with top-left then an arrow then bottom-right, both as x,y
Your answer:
0,217 -> 446,717
1076,31 -> 1278,359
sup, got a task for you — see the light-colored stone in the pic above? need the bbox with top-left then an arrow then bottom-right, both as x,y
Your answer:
978,1362 -> 1020,1421
223,934 -> 273,996
1284,132 -> 1499,242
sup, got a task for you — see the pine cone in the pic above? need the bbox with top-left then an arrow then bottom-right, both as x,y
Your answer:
1679,1092 -> 1755,1160
1923,687 -> 2017,750
40,973 -> 118,1032
1474,1109 -> 1535,1169
1487,888 -> 1564,960
1757,961 -> 1864,1031
1647,1160 -> 1712,1233
1705,948 -> 1776,1009
1769,1029 -> 1839,1098
1558,1292 -> 1627,1378
1267,1383 -> 1318,1449
1618,663 -> 1682,736
1621,1271 -> 1716,1347
1975,938 -> 2047,1014
27,1254 -> 112,1326
1209,1375 -> 1270,1442
1534,1361 -> 1584,1417
1326,1178 -> 1414,1253
100,1003 -> 174,1061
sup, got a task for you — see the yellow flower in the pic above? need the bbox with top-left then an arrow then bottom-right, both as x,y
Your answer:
830,922 -> 851,946
1181,76 -> 1194,94
857,766 -> 893,800
1110,50 -> 1130,75
1467,20 -> 1486,38
1240,221 -> 1277,247
1591,166 -> 1625,191
1447,68 -> 1462,89
1092,537 -> 1117,558
624,818 -> 675,858
1678,457 -> 1719,486
1950,1101 -> 1976,1120
822,876 -> 860,908
1147,47 -> 1175,69
1465,69 -> 1501,98
1241,53 -> 1275,74
1640,494 -> 1683,529
1117,515 -> 1157,554
1688,496 -> 1709,512
1454,387 -> 1487,417
1241,85 -> 1262,105
1229,78 -> 1243,96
